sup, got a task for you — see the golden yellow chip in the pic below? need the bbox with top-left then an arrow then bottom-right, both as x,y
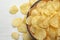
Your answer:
49,15 -> 59,28
46,1 -> 55,14
12,18 -> 23,27
39,17 -> 50,28
26,16 -> 32,25
31,15 -> 47,29
30,26 -> 37,33
52,1 -> 60,11
34,28 -> 46,40
30,8 -> 40,16
23,32 -> 32,40
37,1 -> 47,8
17,24 -> 27,33
37,1 -> 47,13
20,3 -> 30,15
29,0 -> 37,5
11,1 -> 60,40
9,5 -> 18,14
11,32 -> 19,40
31,16 -> 41,27
48,26 -> 57,40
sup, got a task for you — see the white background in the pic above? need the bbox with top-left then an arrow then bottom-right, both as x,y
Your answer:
0,0 -> 29,40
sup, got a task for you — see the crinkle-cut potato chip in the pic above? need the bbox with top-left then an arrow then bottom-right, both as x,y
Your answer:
23,32 -> 32,40
37,1 -> 47,8
33,28 -> 46,40
26,16 -> 32,25
41,1 -> 54,16
39,1 -> 53,16
46,1 -> 53,9
30,26 -> 37,34
52,1 -> 60,11
31,15 -> 46,27
12,18 -> 23,27
30,8 -> 40,16
29,0 -> 37,5
17,24 -> 27,33
30,25 -> 42,34
57,28 -> 60,36
31,24 -> 41,30
9,5 -> 18,14
46,1 -> 55,14
37,1 -> 60,16
11,32 -> 19,40
49,15 -> 59,28
39,17 -> 50,29
37,1 -> 47,12
20,3 -> 30,15
43,9 -> 51,16
48,26 -> 57,40
31,16 -> 41,27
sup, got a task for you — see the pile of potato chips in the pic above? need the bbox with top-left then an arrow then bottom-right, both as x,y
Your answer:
9,0 -> 60,40
28,1 -> 60,40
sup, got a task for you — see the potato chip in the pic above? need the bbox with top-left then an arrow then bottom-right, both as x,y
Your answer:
12,18 -> 23,27
17,24 -> 27,33
31,15 -> 47,28
26,16 -> 32,25
39,17 -> 50,28
29,0 -> 37,5
40,1 -> 54,16
34,28 -> 46,40
11,1 -> 60,40
30,8 -> 40,16
11,32 -> 19,40
48,26 -> 57,40
20,3 -> 30,15
49,15 -> 59,28
30,26 -> 36,34
31,16 -> 41,27
23,32 -> 32,40
52,1 -> 60,11
9,5 -> 18,14
42,9 -> 51,16
46,1 -> 55,15
37,1 -> 47,8
37,1 -> 47,13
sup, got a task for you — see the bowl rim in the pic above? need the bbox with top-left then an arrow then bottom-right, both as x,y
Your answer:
26,0 -> 41,40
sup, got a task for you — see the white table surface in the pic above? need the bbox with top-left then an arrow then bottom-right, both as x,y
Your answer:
0,0 -> 29,40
